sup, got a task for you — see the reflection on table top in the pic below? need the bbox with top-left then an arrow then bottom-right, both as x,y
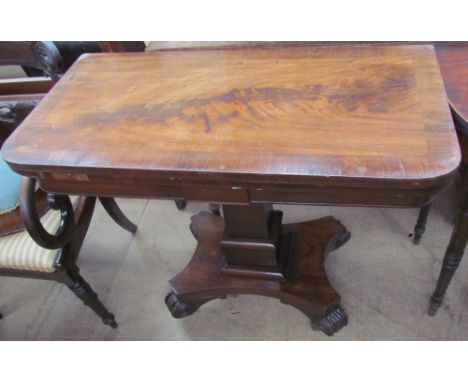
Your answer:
2,44 -> 459,186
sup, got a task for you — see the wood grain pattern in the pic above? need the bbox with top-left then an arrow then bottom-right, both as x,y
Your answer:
0,78 -> 54,96
435,43 -> 468,131
146,41 -> 468,132
1,45 -> 460,206
166,209 -> 350,336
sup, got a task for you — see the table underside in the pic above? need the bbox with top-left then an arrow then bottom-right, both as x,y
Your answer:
27,170 -> 454,208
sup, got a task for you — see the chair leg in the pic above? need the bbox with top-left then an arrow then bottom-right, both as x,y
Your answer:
428,195 -> 468,316
0,312 -> 3,319
64,271 -> 118,328
99,197 -> 137,233
209,203 -> 220,216
413,203 -> 432,245
175,199 -> 187,210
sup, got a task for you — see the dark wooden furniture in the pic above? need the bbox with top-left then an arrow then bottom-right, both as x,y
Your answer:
0,42 -> 146,133
148,42 -> 468,318
0,178 -> 136,327
0,40 -> 137,231
0,41 -> 138,326
1,45 -> 459,335
423,43 -> 468,315
98,41 -> 146,53
388,42 -> 468,315
411,43 -> 468,244
0,41 -> 59,141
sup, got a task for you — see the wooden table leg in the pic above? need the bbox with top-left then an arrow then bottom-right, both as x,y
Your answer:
174,199 -> 187,211
165,204 -> 351,336
429,192 -> 468,315
413,203 -> 432,245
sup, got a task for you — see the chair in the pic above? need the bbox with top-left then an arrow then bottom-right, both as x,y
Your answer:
0,41 -> 58,140
0,41 -> 146,135
0,41 -> 138,235
0,41 -> 137,326
0,176 -> 136,327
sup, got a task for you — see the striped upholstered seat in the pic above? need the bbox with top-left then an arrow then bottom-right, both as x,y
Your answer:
0,197 -> 79,273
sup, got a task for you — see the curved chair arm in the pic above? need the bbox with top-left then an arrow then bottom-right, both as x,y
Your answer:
0,41 -> 63,82
31,41 -> 63,82
19,177 -> 75,250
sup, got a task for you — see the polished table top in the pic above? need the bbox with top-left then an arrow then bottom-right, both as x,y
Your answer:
434,43 -> 468,131
1,45 -> 460,206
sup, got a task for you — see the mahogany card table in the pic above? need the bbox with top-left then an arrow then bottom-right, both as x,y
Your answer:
1,45 -> 460,335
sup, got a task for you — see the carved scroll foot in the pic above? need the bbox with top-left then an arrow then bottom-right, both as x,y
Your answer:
166,211 -> 350,334
311,306 -> 348,336
333,228 -> 351,250
165,292 -> 198,318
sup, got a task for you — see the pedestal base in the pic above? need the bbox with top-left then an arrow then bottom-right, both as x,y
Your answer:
165,210 -> 350,336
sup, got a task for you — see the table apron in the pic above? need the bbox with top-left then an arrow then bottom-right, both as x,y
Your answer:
34,177 -> 446,208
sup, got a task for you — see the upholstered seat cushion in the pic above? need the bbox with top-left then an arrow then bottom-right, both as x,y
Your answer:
0,196 -> 79,273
